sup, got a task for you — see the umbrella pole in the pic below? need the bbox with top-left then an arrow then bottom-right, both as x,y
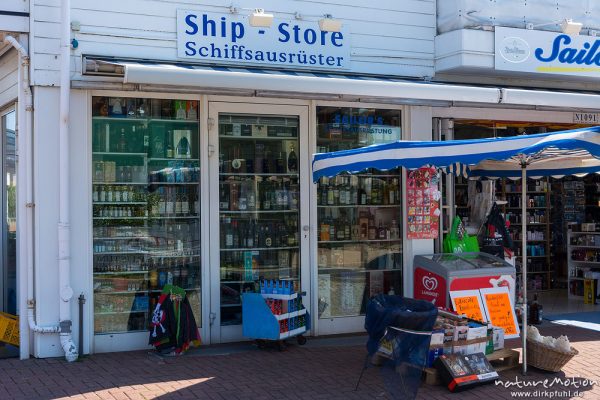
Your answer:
521,165 -> 528,375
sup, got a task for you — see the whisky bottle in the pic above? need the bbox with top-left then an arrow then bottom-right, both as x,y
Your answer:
92,185 -> 99,202
287,144 -> 298,173
327,180 -> 335,206
225,220 -> 233,248
378,221 -> 386,239
107,186 -> 114,202
181,189 -> 190,215
264,224 -> 273,247
238,180 -> 248,211
247,180 -> 256,211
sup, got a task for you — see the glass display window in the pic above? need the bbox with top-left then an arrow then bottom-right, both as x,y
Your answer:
316,107 -> 402,318
91,96 -> 201,335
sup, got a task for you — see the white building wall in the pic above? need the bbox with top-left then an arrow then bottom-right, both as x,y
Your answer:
31,0 -> 436,86
0,49 -> 18,109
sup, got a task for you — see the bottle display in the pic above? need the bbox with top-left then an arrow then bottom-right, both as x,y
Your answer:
316,107 -> 403,319
218,114 -> 300,326
91,97 -> 201,335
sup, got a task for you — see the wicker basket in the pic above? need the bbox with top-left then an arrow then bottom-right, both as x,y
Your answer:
526,338 -> 578,372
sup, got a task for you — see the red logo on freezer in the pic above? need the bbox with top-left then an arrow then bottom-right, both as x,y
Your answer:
422,276 -> 438,291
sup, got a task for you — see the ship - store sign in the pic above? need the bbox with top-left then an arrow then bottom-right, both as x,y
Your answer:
495,26 -> 600,78
177,10 -> 350,71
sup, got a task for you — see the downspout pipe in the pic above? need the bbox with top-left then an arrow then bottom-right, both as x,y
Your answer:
58,0 -> 78,362
0,35 -> 62,350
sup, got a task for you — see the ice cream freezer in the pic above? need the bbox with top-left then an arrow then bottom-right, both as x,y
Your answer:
413,253 -> 516,308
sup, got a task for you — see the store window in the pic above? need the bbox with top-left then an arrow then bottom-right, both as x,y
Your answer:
1,110 -> 16,315
316,107 -> 402,319
91,97 -> 201,335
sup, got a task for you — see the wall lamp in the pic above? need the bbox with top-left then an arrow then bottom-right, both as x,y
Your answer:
249,8 -> 274,27
319,14 -> 342,32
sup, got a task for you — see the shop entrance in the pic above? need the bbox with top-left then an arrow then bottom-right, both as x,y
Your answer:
207,102 -> 310,343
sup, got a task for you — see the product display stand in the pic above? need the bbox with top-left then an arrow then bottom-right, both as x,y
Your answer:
242,286 -> 309,351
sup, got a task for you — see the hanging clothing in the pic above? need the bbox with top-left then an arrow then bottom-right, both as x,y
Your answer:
149,284 -> 201,355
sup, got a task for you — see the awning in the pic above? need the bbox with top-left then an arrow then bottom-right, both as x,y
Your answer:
312,126 -> 600,181
82,57 -> 600,110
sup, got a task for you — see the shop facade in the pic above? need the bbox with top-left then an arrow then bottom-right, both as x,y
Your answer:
3,0 -> 600,360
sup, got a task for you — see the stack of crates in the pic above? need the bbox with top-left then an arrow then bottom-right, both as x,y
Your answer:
0,312 -> 19,346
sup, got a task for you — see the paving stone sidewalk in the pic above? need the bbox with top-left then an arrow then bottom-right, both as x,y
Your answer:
0,322 -> 598,400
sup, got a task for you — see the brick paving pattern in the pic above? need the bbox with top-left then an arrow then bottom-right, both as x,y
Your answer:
0,322 -> 598,399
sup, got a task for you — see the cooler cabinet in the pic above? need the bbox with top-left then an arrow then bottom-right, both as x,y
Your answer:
413,253 -> 516,308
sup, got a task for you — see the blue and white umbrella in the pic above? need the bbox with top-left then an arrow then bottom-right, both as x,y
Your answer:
312,126 -> 600,374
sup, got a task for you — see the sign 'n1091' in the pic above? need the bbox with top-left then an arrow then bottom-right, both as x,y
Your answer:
495,26 -> 600,78
176,10 -> 350,71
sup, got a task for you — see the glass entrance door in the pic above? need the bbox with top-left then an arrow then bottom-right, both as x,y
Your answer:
208,103 -> 309,343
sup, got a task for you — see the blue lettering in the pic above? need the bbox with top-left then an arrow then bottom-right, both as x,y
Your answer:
304,29 -> 317,45
185,14 -> 198,35
203,14 -> 216,36
558,47 -> 577,63
293,25 -> 302,44
279,53 -> 287,63
535,34 -> 571,62
331,32 -> 343,47
185,41 -> 196,56
244,50 -> 253,60
220,17 -> 227,38
199,46 -> 208,57
231,22 -> 244,42
334,114 -> 341,124
278,23 -> 290,42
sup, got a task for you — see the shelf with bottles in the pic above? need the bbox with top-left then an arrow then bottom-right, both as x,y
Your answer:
318,239 -> 402,244
219,176 -> 299,213
317,175 -> 400,207
219,216 -> 300,249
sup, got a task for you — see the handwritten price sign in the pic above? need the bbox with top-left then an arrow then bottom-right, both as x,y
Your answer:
481,287 -> 520,339
450,290 -> 486,323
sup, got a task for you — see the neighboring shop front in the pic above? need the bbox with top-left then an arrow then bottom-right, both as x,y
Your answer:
434,6 -> 600,305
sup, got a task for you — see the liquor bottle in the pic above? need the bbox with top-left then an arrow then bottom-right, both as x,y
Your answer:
117,129 -> 128,152
378,221 -> 386,239
232,221 -> 240,248
262,180 -> 271,210
166,188 -> 175,216
327,179 -> 335,205
107,186 -> 114,202
104,124 -> 111,152
281,181 -> 289,209
289,182 -> 299,210
338,177 -> 346,205
219,183 -> 229,214
276,152 -> 285,174
389,178 -> 398,204
247,180 -> 256,211
287,144 -> 298,173
333,177 -> 340,205
224,220 -> 233,248
320,219 -> 330,241
115,186 -> 121,202
329,218 -> 336,240
247,220 -> 255,248
92,185 -> 99,202
230,182 -> 239,211
359,179 -> 367,205
238,180 -> 248,211
264,224 -> 273,247
175,101 -> 187,120
368,214 -> 377,240
193,190 -> 200,215
351,176 -> 358,204
344,216 -> 351,239
390,219 -> 399,240
166,131 -> 174,158
382,180 -> 389,205
371,180 -> 380,205
175,188 -> 183,216
99,185 -> 106,203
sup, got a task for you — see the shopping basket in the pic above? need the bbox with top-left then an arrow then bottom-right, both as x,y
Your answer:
0,312 -> 19,346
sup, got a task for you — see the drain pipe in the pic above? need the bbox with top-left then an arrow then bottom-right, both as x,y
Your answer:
0,35 -> 62,357
58,0 -> 78,362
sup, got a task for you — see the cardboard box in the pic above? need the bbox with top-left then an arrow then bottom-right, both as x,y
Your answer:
466,325 -> 488,355
343,245 -> 362,268
442,324 -> 455,355
453,325 -> 469,355
317,248 -> 330,267
330,249 -> 344,268
493,327 -> 505,351
428,329 -> 445,367
435,353 -> 499,393
104,161 -> 116,182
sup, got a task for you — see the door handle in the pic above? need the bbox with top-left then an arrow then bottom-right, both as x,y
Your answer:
302,225 -> 310,231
